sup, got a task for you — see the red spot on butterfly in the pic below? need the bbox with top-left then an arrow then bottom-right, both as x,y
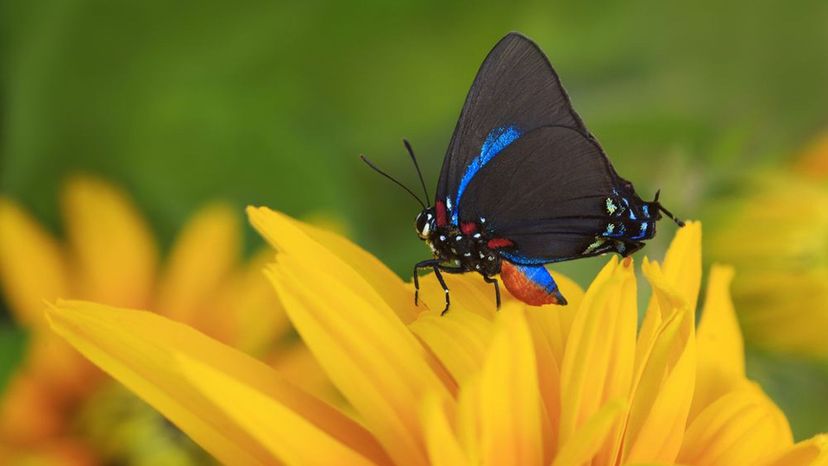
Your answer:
500,261 -> 563,306
460,222 -> 477,235
486,237 -> 514,249
435,200 -> 448,227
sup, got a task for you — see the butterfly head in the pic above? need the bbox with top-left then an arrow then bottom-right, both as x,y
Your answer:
415,207 -> 436,240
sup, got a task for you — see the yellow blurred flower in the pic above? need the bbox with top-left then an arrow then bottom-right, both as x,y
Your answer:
709,135 -> 828,358
0,177 -> 301,465
44,207 -> 828,465
795,131 -> 828,180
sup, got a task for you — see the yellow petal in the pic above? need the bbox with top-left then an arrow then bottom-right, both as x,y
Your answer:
46,300 -> 387,466
249,206 -> 418,323
298,218 -> 418,319
522,277 -> 583,456
448,376 -> 482,465
266,254 -> 451,466
421,393 -> 471,466
0,372 -> 66,443
156,203 -> 240,329
552,399 -> 627,466
691,264 -> 744,419
219,249 -> 290,354
267,342 -> 340,407
179,354 -> 383,466
539,269 -> 586,317
559,257 -> 637,463
478,305 -> 544,466
677,382 -> 793,466
0,198 -> 69,326
0,438 -> 98,466
61,176 -> 157,308
409,309 -> 494,385
413,272 -> 498,319
622,464 -> 681,466
21,329 -> 100,402
624,306 -> 695,463
761,434 -> 828,466
522,270 -> 584,376
659,221 -> 702,311
632,258 -> 689,407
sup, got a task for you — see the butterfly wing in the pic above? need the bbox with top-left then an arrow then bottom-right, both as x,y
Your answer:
436,32 -> 595,213
459,125 -> 623,262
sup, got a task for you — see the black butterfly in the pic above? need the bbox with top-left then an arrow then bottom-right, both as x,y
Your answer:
362,32 -> 683,314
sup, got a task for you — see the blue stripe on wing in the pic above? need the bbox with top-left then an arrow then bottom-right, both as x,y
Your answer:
451,125 -> 522,224
502,251 -> 585,265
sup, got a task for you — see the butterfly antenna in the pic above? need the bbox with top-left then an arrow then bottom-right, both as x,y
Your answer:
653,189 -> 685,227
360,155 -> 427,209
403,139 -> 431,205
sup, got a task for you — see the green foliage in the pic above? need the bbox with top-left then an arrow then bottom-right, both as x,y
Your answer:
0,324 -> 27,394
747,350 -> 828,440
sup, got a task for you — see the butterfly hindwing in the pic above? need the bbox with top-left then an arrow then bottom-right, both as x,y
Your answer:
457,125 -> 618,261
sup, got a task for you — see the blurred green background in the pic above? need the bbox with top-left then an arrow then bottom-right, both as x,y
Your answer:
1,0 -> 826,441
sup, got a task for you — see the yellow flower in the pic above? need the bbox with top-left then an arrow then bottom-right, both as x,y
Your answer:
708,137 -> 828,358
795,131 -> 828,180
0,177 -> 302,464
45,207 -> 828,466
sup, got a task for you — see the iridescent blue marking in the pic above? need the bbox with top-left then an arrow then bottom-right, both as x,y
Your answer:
452,125 -> 522,224
603,223 -> 626,238
628,209 -> 637,220
515,263 -> 560,293
642,205 -> 650,218
632,221 -> 648,240
501,252 -> 558,265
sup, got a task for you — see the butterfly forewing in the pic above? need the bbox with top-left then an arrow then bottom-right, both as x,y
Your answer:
436,32 -> 595,208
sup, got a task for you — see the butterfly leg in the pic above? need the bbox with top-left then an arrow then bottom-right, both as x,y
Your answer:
413,259 -> 441,306
432,266 -> 452,316
483,275 -> 501,309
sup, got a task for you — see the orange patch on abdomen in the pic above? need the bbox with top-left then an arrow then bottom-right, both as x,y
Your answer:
500,261 -> 562,306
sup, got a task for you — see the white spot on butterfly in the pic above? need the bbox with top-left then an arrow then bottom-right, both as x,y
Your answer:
606,198 -> 617,214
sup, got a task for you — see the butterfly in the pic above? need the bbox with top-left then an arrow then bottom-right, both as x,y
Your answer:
362,32 -> 683,315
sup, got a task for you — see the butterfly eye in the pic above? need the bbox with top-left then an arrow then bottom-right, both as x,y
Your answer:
415,210 -> 433,239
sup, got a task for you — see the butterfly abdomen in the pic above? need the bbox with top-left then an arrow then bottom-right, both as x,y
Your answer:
500,261 -> 566,305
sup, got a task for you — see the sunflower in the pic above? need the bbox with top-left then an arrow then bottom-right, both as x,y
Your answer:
708,133 -> 828,358
44,207 -> 828,465
0,178 -> 313,465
